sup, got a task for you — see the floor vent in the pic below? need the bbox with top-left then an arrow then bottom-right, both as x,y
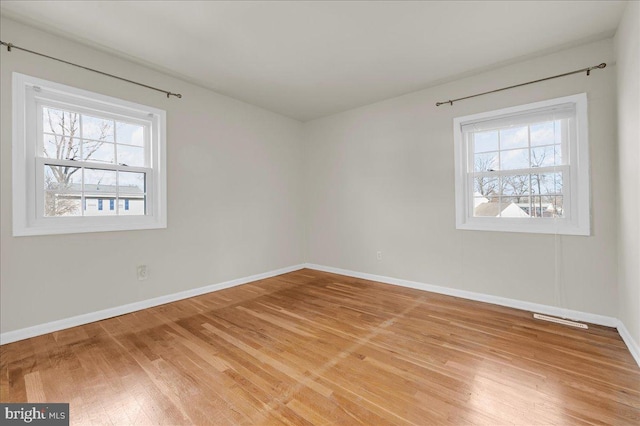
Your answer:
533,313 -> 588,329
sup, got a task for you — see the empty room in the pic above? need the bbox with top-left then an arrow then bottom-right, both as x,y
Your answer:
1,1 -> 639,424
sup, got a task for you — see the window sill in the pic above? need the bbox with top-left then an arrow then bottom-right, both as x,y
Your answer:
456,217 -> 590,236
13,216 -> 167,237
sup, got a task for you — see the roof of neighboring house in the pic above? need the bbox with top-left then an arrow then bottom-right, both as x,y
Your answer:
48,183 -> 144,196
474,202 -> 502,217
501,202 -> 530,217
474,201 -> 529,218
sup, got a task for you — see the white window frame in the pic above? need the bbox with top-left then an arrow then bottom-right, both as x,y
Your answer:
453,93 -> 590,236
12,73 -> 167,236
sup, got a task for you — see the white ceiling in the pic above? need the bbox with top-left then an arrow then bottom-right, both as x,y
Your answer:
0,1 -> 627,121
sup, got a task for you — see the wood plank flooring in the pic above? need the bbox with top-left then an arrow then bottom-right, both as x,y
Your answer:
1,269 -> 639,425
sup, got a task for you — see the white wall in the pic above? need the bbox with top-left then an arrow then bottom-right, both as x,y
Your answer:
304,39 -> 619,318
615,1 -> 640,348
0,17 -> 305,334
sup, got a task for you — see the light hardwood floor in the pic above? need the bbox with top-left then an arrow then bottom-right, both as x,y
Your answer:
1,269 -> 639,425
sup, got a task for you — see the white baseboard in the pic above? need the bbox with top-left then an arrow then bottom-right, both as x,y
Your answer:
3,262 -> 638,368
305,263 -> 619,326
305,263 -> 640,367
617,320 -> 640,367
304,263 -> 640,366
0,264 -> 306,345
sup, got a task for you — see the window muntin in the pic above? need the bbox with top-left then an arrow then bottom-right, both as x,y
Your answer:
453,94 -> 590,235
37,103 -> 151,219
13,73 -> 166,236
468,115 -> 568,219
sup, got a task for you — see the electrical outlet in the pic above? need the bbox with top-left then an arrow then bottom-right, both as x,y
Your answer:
376,251 -> 382,260
137,265 -> 148,281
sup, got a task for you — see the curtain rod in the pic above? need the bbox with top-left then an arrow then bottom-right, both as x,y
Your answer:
1,40 -> 182,99
435,63 -> 606,106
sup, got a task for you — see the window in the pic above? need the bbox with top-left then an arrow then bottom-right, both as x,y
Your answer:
12,73 -> 167,236
453,94 -> 590,235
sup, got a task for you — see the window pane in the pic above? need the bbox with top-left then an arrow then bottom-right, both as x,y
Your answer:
45,193 -> 82,217
474,199 -> 500,217
43,135 -> 80,160
119,171 -> 145,194
119,171 -> 146,216
499,197 -> 530,217
513,196 -> 532,216
530,121 -> 557,146
529,196 -> 564,218
531,145 -> 562,167
43,108 -> 79,136
546,196 -> 564,218
473,176 -> 498,197
474,152 -> 498,172
117,144 -> 145,167
84,168 -> 117,193
44,165 -> 82,217
532,172 -> 563,195
44,165 -> 81,191
501,175 -> 530,197
473,131 -> 498,153
500,148 -> 529,170
116,122 -> 145,146
500,126 -> 528,149
119,197 -> 146,215
529,196 -> 546,218
83,141 -> 115,163
82,115 -> 114,142
84,196 -> 117,216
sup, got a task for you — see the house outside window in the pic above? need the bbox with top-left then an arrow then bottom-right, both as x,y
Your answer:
453,93 -> 590,235
12,73 -> 167,236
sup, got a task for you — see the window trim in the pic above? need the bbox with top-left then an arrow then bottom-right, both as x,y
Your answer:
453,93 -> 590,236
12,72 -> 167,236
